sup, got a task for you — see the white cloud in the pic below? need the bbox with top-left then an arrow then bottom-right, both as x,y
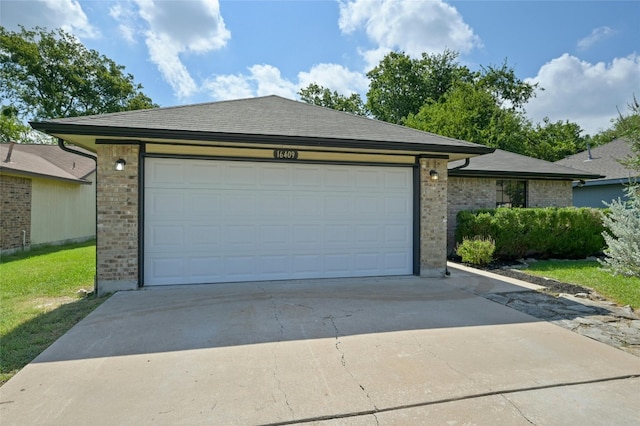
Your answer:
577,26 -> 615,51
298,64 -> 369,96
0,0 -> 98,38
205,63 -> 369,102
204,64 -> 298,100
338,0 -> 480,68
525,53 -> 640,136
109,0 -> 231,99
204,74 -> 254,101
109,2 -> 138,44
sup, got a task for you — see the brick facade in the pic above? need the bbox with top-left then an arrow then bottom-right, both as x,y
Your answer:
419,158 -> 448,277
528,180 -> 572,208
96,145 -> 139,294
0,175 -> 32,252
447,177 -> 574,253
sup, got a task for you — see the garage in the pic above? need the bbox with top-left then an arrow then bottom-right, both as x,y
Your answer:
32,95 -> 494,294
144,157 -> 414,285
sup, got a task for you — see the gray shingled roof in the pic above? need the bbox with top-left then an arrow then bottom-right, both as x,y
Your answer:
449,149 -> 602,180
31,95 -> 492,155
0,143 -> 95,183
554,138 -> 637,182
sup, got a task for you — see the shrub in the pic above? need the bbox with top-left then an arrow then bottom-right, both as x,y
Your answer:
456,207 -> 605,260
599,185 -> 640,277
456,236 -> 495,266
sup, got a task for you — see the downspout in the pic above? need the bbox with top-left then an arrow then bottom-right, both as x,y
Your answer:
445,157 -> 471,275
58,138 -> 98,294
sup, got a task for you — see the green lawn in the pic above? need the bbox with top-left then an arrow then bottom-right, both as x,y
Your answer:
0,240 -> 108,385
523,260 -> 640,309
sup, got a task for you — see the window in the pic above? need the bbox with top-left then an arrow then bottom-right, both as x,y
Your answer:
496,180 -> 526,207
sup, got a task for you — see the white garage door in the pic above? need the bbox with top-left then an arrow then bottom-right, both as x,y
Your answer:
144,158 -> 413,285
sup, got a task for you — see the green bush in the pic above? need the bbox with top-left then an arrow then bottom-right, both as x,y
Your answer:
456,207 -> 605,260
456,236 -> 496,266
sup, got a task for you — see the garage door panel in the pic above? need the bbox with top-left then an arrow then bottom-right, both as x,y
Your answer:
145,158 -> 412,285
148,191 -> 185,216
189,225 -> 221,246
259,225 -> 290,246
226,163 -> 258,186
189,192 -> 223,216
293,166 -> 322,186
190,256 -> 223,279
384,169 -> 411,188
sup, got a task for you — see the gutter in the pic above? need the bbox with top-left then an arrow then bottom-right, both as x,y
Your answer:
57,138 -> 97,161
450,158 -> 470,170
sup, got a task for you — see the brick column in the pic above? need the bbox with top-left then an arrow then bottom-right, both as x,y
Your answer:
419,158 -> 448,277
0,175 -> 32,252
96,144 -> 139,294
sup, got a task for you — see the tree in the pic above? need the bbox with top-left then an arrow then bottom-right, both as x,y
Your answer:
404,82 -> 527,152
298,83 -> 367,116
523,118 -> 586,162
0,105 -> 30,143
618,95 -> 640,171
476,61 -> 537,110
0,26 -> 157,120
365,50 -> 473,124
588,97 -> 640,151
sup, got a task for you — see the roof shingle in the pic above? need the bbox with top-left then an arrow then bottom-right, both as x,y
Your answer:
554,138 -> 637,181
0,143 -> 96,183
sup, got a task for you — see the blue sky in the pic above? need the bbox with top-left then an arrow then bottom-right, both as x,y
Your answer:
2,0 -> 639,136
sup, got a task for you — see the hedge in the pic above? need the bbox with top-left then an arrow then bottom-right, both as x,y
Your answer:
455,207 -> 606,260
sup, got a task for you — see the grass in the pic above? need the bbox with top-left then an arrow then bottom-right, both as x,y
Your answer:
523,259 -> 640,309
0,240 -> 108,385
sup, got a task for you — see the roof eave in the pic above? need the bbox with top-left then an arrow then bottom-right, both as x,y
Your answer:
31,122 -> 495,156
448,169 -> 604,180
0,167 -> 92,185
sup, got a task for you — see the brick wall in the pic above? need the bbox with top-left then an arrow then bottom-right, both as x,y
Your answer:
0,175 -> 32,252
419,158 -> 448,277
447,177 -> 495,254
96,145 -> 139,293
528,180 -> 572,207
446,178 -> 574,253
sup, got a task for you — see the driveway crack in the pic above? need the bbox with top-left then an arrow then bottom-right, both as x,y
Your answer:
260,285 -> 293,418
502,395 -> 536,425
327,315 -> 378,411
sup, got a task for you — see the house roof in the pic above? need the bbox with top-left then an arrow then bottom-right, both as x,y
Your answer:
448,149 -> 603,180
0,143 -> 96,184
30,95 -> 493,160
554,138 -> 637,183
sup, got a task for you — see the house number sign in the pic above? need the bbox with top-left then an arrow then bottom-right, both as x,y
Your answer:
273,149 -> 299,160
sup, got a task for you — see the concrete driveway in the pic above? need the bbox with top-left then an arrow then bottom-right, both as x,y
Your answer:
1,266 -> 639,425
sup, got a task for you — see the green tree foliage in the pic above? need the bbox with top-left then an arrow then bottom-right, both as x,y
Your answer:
0,26 -> 157,120
476,61 -> 537,110
298,83 -> 367,116
600,185 -> 640,277
0,105 -> 30,143
523,118 -> 586,162
404,82 -> 527,153
588,95 -> 640,153
618,95 -> 640,171
365,49 -> 472,124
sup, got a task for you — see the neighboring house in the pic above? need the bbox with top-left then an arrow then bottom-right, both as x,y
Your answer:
554,138 -> 638,207
447,149 -> 602,252
0,143 -> 96,254
31,95 -> 494,294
